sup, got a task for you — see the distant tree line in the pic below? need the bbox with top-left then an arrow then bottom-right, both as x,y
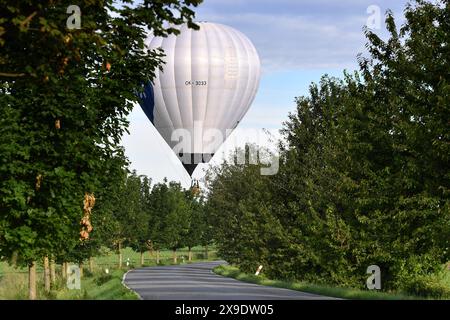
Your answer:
91,171 -> 212,268
205,1 -> 450,297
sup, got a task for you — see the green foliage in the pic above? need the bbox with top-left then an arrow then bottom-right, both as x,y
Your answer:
206,0 -> 450,297
398,273 -> 450,299
206,145 -> 285,275
94,273 -> 113,286
0,0 -> 202,269
115,171 -> 150,252
87,173 -> 208,258
184,193 -> 207,250
149,181 -> 191,250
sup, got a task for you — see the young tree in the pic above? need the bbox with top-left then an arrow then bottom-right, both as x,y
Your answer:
183,192 -> 204,261
147,180 -> 191,264
147,180 -> 169,264
206,146 -> 285,274
126,173 -> 151,267
161,182 -> 190,264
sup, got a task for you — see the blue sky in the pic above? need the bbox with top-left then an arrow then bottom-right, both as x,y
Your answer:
121,0 -> 410,187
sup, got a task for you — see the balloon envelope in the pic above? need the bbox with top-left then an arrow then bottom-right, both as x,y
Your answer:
140,22 -> 261,175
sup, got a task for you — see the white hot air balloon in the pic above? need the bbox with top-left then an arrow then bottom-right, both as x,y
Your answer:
138,22 -> 261,176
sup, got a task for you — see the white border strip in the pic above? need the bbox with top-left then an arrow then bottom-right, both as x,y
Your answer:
122,269 -> 143,300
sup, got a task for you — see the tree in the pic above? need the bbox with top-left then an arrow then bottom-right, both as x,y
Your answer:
126,173 -> 151,267
346,1 -> 450,289
206,146 -> 285,275
78,154 -> 129,271
147,180 -> 193,264
147,179 -> 169,264
183,192 -> 204,261
160,182 -> 190,264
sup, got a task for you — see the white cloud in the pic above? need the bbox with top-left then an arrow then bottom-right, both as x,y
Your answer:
195,0 -> 409,72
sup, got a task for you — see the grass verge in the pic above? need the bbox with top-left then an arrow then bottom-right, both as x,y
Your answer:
56,269 -> 138,300
0,246 -> 217,300
213,265 -> 419,300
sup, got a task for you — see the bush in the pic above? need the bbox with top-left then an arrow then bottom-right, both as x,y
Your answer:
95,273 -> 113,286
401,275 -> 450,299
43,290 -> 57,300
83,269 -> 94,278
403,277 -> 450,298
82,289 -> 91,300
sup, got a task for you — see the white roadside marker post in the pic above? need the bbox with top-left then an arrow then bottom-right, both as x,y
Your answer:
255,265 -> 263,276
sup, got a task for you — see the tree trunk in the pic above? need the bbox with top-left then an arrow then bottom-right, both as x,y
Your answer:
62,262 -> 67,279
204,244 -> 209,260
172,249 -> 177,264
43,256 -> 51,293
11,251 -> 18,267
188,247 -> 192,261
118,242 -> 123,269
79,263 -> 83,278
28,261 -> 37,300
50,258 -> 56,285
156,250 -> 160,264
89,257 -> 94,273
140,251 -> 144,266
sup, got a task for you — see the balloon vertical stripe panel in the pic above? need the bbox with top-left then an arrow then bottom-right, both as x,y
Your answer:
232,27 -> 260,130
214,24 -> 239,136
174,25 -> 194,131
159,34 -> 184,130
191,24 -> 209,126
148,36 -> 174,139
221,25 -> 251,131
203,23 -> 226,131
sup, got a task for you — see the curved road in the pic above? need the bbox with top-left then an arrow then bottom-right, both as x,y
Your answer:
123,261 -> 336,300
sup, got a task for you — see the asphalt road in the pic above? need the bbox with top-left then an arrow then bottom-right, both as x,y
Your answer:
123,261 -> 337,300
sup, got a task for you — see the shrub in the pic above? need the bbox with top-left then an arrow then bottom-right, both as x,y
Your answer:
401,275 -> 450,299
95,273 -> 113,286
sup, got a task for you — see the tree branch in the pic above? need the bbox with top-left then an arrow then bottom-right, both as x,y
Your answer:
20,11 -> 37,28
0,72 -> 26,77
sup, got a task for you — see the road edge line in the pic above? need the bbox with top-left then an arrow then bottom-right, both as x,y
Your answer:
122,269 -> 143,300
